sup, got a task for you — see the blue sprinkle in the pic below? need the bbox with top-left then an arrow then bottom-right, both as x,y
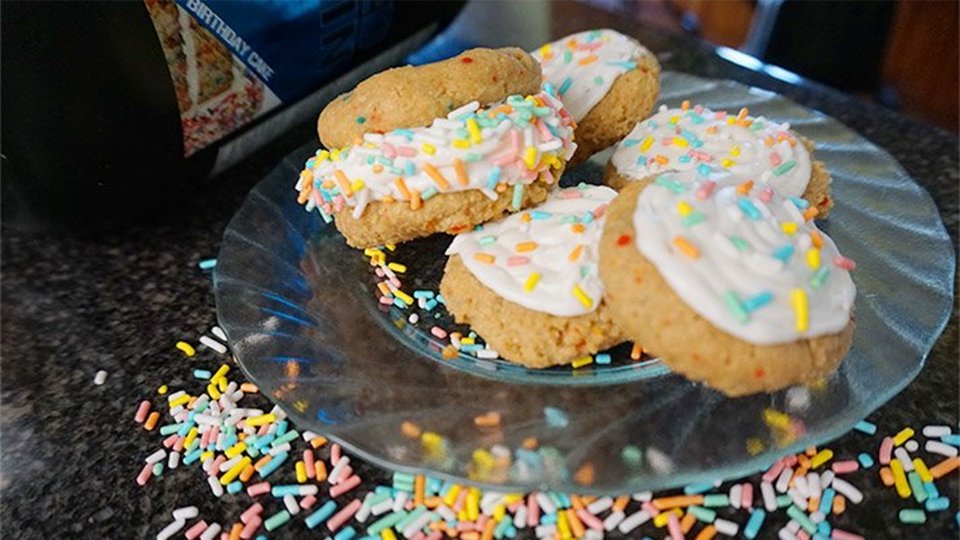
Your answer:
683,482 -> 714,495
636,155 -> 648,166
654,175 -> 688,194
393,128 -> 415,140
542,82 -> 556,97
198,258 -> 217,270
858,453 -> 875,468
558,77 -> 573,95
421,187 -> 438,200
530,211 -> 552,220
193,369 -> 212,380
941,434 -> 960,446
854,420 -> 877,435
697,164 -> 712,177
790,196 -> 810,209
926,497 -> 950,512
818,488 -> 835,515
737,198 -> 762,220
582,211 -> 594,224
678,155 -> 691,164
486,167 -> 502,190
743,291 -> 774,311
773,244 -> 795,262
595,353 -> 611,365
404,160 -> 416,176
744,509 -> 766,539
606,60 -> 636,70
622,138 -> 640,147
544,407 -> 569,428
925,481 -> 939,499
305,500 -> 338,529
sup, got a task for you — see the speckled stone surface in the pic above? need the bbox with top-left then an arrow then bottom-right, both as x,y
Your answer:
2,14 -> 957,540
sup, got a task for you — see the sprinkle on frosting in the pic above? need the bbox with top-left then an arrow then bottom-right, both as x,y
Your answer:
631,168 -> 855,344
446,184 -> 617,317
295,89 -> 577,220
532,29 -> 653,121
612,104 -> 814,199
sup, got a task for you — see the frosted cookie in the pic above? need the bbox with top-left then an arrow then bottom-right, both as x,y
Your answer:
441,184 -> 623,368
599,168 -> 856,395
317,48 -> 542,150
606,104 -> 834,216
297,89 -> 577,248
533,29 -> 660,165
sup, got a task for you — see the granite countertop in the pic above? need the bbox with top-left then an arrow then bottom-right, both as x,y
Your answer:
2,6 -> 957,540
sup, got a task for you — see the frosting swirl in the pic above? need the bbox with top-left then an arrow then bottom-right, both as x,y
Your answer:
446,184 -> 617,317
613,104 -> 813,198
632,168 -> 855,344
532,29 -> 652,121
296,89 -> 576,219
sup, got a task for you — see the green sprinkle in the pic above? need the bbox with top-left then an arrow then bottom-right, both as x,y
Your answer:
511,184 -> 524,210
688,505 -> 716,523
563,50 -> 573,64
702,494 -> 729,508
464,153 -> 482,162
355,116 -> 366,124
367,510 -> 407,535
723,291 -> 750,323
654,175 -> 687,194
899,509 -> 926,524
776,495 -> 792,508
787,505 -> 816,534
621,445 -> 643,467
773,159 -> 797,176
682,211 -> 707,227
264,510 -> 291,531
908,472 -> 928,503
478,235 -> 497,246
729,235 -> 751,251
594,76 -> 604,85
810,266 -> 830,289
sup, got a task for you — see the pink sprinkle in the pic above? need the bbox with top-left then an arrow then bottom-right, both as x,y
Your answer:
135,462 -> 153,486
173,436 -> 185,452
395,145 -> 416,157
475,514 -> 488,531
694,105 -> 704,114
741,482 -> 754,508
560,190 -> 583,199
200,429 -> 212,448
508,500 -> 523,512
381,143 -> 397,159
162,434 -> 178,448
411,532 -> 426,540
300,495 -> 317,510
580,41 -> 603,51
430,326 -> 448,339
535,119 -> 554,141
454,488 -> 469,511
389,276 -> 402,288
337,464 -> 354,483
527,493 -> 540,527
425,531 -> 443,540
831,460 -> 860,474
593,204 -> 608,218
240,503 -> 263,523
716,111 -> 728,119
456,522 -> 474,532
304,450 -> 316,479
507,256 -> 530,266
326,499 -> 362,532
831,529 -> 865,540
834,255 -> 857,271
184,520 -> 208,540
879,436 -> 894,464
239,516 -> 262,540
762,459 -> 785,483
577,509 -> 604,531
770,152 -> 783,166
797,530 -> 811,540
256,424 -> 269,436
662,137 -> 674,146
246,482 -> 271,497
210,425 -> 220,443
330,474 -> 362,497
784,454 -> 799,467
379,296 -> 394,305
758,187 -> 774,203
134,401 -> 151,423
509,130 -> 521,154
375,267 -> 385,277
541,169 -> 555,185
642,501 -> 660,516
520,168 -> 537,180
209,455 -> 225,477
492,153 -> 515,167
666,512 -> 684,540
695,180 -> 717,200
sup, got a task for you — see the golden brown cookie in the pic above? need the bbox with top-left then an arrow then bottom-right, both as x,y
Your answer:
317,48 -> 542,149
532,29 -> 661,166
599,174 -> 855,396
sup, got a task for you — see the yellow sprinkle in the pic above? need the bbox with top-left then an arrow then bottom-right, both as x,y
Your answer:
782,222 -> 799,235
442,484 -> 461,507
351,179 -> 365,193
466,118 -> 482,144
394,290 -> 414,306
893,427 -> 915,446
385,244 -> 396,251
730,145 -> 741,157
331,148 -> 341,161
640,135 -> 654,152
568,244 -> 584,261
225,442 -> 247,459
890,459 -> 911,498
217,376 -> 228,392
460,337 -> 475,345
811,449 -> 834,469
296,461 -> 308,483
515,241 -> 537,252
420,143 -> 436,155
363,248 -> 381,257
175,341 -> 196,357
380,529 -> 398,540
653,509 -> 682,528
807,248 -> 821,269
452,139 -> 470,149
207,383 -> 221,400
572,285 -> 593,309
493,504 -> 506,521
557,508 -> 571,537
219,456 -> 251,485
169,394 -> 191,408
746,438 -> 765,455
184,427 -> 199,449
763,408 -> 791,430
913,458 -> 933,483
523,146 -> 537,169
200,451 -> 214,463
669,115 -> 681,124
473,253 -> 496,264
210,364 -> 230,383
387,262 -> 407,273
721,158 -> 734,168
791,288 -> 809,332
157,385 -> 168,395
673,236 -> 700,259
246,413 -> 277,427
571,356 -> 593,369
316,150 -> 330,162
673,137 -> 688,148
676,200 -> 693,217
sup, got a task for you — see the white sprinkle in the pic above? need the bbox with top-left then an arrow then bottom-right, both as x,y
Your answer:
792,475 -> 810,499
93,370 -> 108,385
402,510 -> 433,538
587,496 -> 614,515
631,491 -> 653,502
283,494 -> 300,516
392,491 -> 408,513
831,477 -> 863,504
584,529 -> 604,540
926,440 -> 958,457
923,425 -> 952,438
818,470 -> 834,490
729,484 -> 743,509
617,509 -> 650,533
603,510 -> 625,531
407,313 -> 419,324
437,504 -> 457,524
145,449 -> 167,464
646,447 -> 675,474
446,100 -> 480,120
172,506 -> 199,520
211,326 -> 227,341
167,390 -> 186,402
775,466 -> 794,492
168,451 -> 180,470
370,497 -> 394,516
199,335 -> 227,354
786,519 -> 801,533
268,442 -> 291,456
328,456 -> 351,485
807,472 -> 822,500
788,488 -> 807,509
156,518 -> 186,540
810,511 -> 826,524
199,523 -> 221,540
207,476 -> 223,498
535,524 -> 557,538
905,440 -> 920,452
761,482 -> 777,511
476,348 -> 499,359
785,388 -> 811,412
219,455 -> 242,472
714,518 -> 739,536
894,447 -> 915,471
778,527 -> 799,540
536,492 -> 556,515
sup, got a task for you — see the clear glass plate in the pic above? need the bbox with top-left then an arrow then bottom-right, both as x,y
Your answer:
213,72 -> 955,493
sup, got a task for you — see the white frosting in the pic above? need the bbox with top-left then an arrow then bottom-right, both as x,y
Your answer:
532,29 -> 652,121
446,184 -> 617,317
631,168 -> 855,344
612,105 -> 813,198
296,90 -> 576,220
